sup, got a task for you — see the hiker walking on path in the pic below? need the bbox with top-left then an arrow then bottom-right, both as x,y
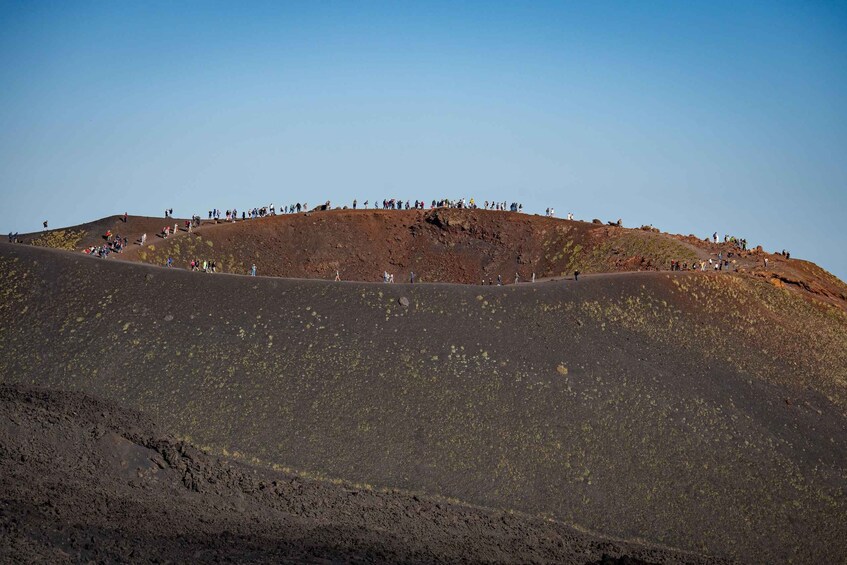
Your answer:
335,270 -> 341,282
250,264 -> 257,277
574,270 -> 580,281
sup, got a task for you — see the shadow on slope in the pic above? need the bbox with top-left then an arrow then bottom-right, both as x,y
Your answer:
1,383 -> 714,564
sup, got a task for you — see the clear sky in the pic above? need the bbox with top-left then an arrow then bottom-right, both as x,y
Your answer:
1,1 -> 845,280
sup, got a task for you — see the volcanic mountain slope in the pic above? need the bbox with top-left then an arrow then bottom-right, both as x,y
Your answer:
0,383 -> 715,564
126,208 -> 702,282
22,209 -> 847,309
24,210 -> 705,280
1,242 -> 846,562
15,214 -> 187,252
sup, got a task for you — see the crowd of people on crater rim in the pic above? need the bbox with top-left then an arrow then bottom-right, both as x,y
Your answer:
194,198 -> 530,219
19,196 -> 796,281
666,231 -> 787,274
82,229 -> 128,258
186,198 -> 530,277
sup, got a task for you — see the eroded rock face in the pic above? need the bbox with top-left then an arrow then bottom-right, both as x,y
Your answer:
424,209 -> 474,232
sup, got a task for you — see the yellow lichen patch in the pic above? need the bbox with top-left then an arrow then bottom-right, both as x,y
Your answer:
31,229 -> 85,250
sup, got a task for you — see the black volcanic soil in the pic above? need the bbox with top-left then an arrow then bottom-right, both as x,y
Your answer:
1,242 -> 846,562
0,383 -> 711,564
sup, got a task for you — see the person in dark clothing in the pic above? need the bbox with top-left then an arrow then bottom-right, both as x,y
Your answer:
574,270 -> 580,281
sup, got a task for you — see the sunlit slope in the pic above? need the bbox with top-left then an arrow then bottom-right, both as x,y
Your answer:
1,242 -> 846,562
125,209 -> 703,281
19,214 -> 189,251
22,209 -> 847,312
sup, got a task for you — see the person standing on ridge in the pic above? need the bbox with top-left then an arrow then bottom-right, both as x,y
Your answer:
574,270 -> 580,281
43,220 -> 48,230
251,264 -> 257,277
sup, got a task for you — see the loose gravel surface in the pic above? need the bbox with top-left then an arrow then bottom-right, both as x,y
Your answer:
0,384 -> 713,564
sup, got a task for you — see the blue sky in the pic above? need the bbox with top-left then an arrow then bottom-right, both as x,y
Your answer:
1,1 -> 845,280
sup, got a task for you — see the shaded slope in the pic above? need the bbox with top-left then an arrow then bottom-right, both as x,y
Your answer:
1,243 -> 846,562
1,383 -> 698,564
